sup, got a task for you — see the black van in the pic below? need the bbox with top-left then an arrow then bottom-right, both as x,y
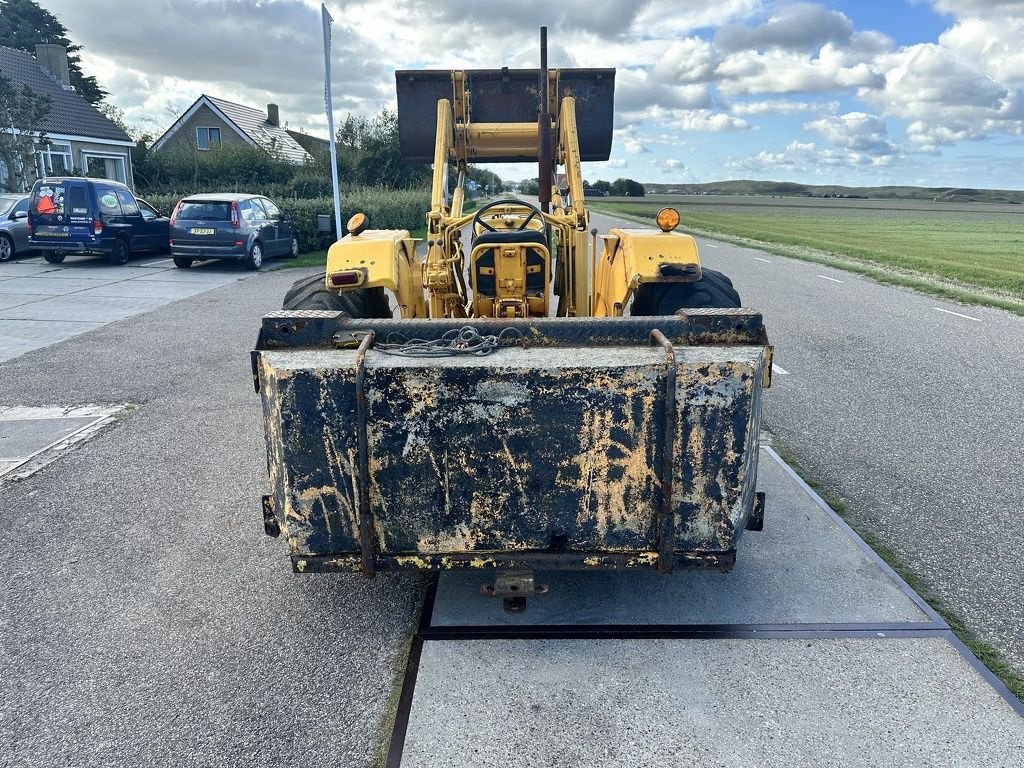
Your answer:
28,177 -> 170,265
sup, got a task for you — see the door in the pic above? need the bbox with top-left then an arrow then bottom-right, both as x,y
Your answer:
114,188 -> 149,249
259,197 -> 285,255
11,197 -> 30,251
138,200 -> 169,252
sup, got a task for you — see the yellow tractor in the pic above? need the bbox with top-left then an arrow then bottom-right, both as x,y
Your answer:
252,31 -> 772,610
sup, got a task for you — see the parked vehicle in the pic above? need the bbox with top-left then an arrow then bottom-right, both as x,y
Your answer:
169,193 -> 299,270
0,194 -> 33,262
27,177 -> 170,265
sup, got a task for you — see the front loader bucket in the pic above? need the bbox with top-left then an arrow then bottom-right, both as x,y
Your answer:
253,313 -> 770,575
395,68 -> 615,163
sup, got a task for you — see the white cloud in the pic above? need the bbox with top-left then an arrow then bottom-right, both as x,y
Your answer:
678,110 -> 750,132
716,44 -> 884,95
715,3 -> 853,52
930,0 -> 1024,17
654,158 -> 687,174
651,38 -> 721,84
623,138 -> 651,154
732,98 -> 837,115
805,112 -> 895,155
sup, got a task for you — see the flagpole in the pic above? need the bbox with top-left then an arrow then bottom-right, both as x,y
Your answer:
322,3 -> 342,237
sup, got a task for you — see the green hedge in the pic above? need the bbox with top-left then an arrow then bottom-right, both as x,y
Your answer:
143,187 -> 430,253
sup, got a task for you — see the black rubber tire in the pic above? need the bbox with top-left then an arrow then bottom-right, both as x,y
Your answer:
0,233 -> 13,262
108,237 -> 130,266
173,257 -> 193,269
629,268 -> 741,315
284,234 -> 300,259
245,240 -> 263,270
43,251 -> 65,264
282,272 -> 392,318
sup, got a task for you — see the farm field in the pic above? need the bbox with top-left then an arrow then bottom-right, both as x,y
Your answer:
594,195 -> 1024,300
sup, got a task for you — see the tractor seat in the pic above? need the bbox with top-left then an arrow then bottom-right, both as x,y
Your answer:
472,229 -> 548,248
472,229 -> 549,298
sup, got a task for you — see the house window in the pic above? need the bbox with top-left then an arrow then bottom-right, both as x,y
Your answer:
196,126 -> 221,151
36,141 -> 73,176
81,153 -> 128,185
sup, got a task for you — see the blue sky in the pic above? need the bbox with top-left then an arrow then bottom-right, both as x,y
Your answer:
48,0 -> 1024,189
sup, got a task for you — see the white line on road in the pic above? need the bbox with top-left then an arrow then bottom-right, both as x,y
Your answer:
933,307 -> 982,323
702,242 -> 719,248
140,259 -> 172,266
817,274 -> 844,283
772,363 -> 790,376
755,257 -> 771,263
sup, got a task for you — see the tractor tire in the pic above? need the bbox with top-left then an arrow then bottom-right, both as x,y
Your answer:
43,251 -> 65,264
282,272 -> 391,318
630,268 -> 741,315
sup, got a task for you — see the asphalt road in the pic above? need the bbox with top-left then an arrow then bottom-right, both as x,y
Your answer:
0,268 -> 421,767
589,205 -> 1024,676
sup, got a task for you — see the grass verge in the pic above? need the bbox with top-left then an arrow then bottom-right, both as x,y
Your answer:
771,442 -> 1024,703
591,203 -> 1024,317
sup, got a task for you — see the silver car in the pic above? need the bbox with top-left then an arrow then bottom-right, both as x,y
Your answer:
0,193 -> 32,262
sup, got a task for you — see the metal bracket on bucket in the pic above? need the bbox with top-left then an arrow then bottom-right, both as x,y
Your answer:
651,329 -> 678,574
481,570 -> 550,613
355,331 -> 377,577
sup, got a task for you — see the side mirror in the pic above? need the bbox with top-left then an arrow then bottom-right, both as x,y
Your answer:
12,210 -> 28,220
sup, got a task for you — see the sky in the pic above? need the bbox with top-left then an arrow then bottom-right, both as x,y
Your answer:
40,0 -> 1024,189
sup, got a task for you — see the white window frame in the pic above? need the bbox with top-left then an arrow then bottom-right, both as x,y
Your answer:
36,141 -> 73,177
196,126 -> 222,151
81,152 -> 128,185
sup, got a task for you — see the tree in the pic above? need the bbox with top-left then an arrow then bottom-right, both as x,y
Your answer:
0,0 -> 107,105
609,177 -> 644,197
0,71 -> 51,191
519,178 -> 539,196
335,108 -> 429,189
593,180 -> 611,194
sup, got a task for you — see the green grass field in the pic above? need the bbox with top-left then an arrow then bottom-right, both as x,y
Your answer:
595,196 -> 1024,302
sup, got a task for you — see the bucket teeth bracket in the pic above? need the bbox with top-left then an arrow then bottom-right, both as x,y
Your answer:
480,570 -> 549,613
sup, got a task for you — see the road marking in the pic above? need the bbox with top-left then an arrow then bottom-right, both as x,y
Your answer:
140,258 -> 172,266
702,242 -> 719,248
755,257 -> 771,263
933,307 -> 982,323
817,274 -> 844,283
772,363 -> 789,376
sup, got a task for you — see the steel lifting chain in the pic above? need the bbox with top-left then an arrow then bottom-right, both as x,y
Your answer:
350,326 -> 526,358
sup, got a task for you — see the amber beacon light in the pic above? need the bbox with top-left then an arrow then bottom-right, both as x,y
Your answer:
347,212 -> 369,235
656,207 -> 680,232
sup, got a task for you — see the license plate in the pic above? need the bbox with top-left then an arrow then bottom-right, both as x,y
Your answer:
191,227 -> 216,235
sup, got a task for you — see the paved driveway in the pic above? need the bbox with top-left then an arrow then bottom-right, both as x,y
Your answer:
0,253 -> 259,362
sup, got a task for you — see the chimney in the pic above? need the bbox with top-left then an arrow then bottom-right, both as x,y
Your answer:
267,103 -> 280,127
35,44 -> 72,89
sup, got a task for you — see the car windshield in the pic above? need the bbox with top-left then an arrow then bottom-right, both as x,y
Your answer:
177,201 -> 232,221
0,195 -> 19,216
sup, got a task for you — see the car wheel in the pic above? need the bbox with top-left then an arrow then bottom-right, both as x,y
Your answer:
0,234 -> 13,262
285,234 -> 300,259
282,272 -> 391,318
108,237 -> 130,266
173,257 -> 194,269
42,250 -> 65,264
629,268 -> 741,315
245,241 -> 263,270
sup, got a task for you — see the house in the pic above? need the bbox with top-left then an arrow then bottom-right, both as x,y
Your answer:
151,95 -> 314,164
0,44 -> 135,191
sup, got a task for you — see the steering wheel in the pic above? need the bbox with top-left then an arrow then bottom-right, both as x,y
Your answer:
472,199 -> 544,233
